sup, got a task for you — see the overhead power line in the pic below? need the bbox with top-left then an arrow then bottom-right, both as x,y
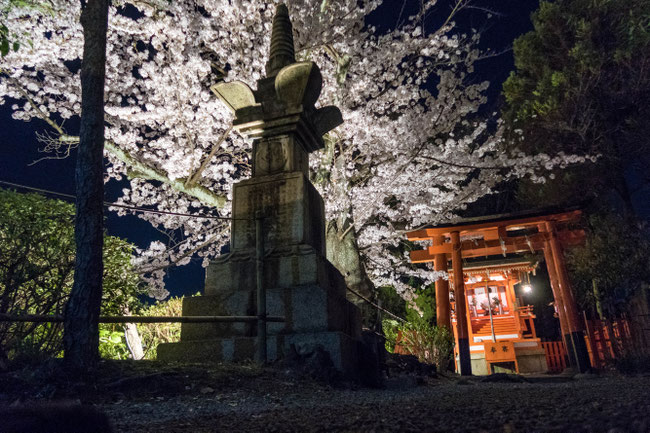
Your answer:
0,179 -> 242,221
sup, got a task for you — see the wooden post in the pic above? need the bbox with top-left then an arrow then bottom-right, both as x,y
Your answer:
542,238 -> 570,336
546,221 -> 591,372
508,278 -> 523,337
541,226 -> 575,369
487,283 -> 496,343
583,311 -> 599,369
256,212 -> 267,364
433,235 -> 451,331
451,231 -> 472,375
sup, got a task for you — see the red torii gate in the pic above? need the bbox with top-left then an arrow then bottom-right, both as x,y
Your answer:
406,208 -> 591,375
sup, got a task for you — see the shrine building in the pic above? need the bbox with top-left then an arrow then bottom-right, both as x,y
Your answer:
406,208 -> 591,375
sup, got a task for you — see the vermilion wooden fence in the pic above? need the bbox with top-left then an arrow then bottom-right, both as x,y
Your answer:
583,317 -> 634,369
541,340 -> 567,373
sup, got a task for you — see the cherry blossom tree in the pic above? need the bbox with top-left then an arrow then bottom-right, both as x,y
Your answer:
0,0 -> 587,300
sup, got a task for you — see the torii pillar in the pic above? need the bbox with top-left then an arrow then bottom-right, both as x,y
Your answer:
433,235 -> 451,331
451,231 -> 472,375
540,223 -> 574,367
544,221 -> 591,372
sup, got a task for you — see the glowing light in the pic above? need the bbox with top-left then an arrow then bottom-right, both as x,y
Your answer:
521,284 -> 533,293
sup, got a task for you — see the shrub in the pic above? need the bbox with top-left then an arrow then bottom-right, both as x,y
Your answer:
0,189 -> 144,362
137,295 -> 195,359
383,316 -> 454,371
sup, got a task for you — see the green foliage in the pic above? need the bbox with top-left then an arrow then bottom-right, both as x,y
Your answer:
502,0 -> 650,321
137,295 -> 192,359
502,0 -> 650,211
504,0 -> 650,125
382,318 -> 400,353
567,213 -> 650,318
0,189 -> 145,361
98,325 -> 130,360
406,282 -> 436,324
376,285 -> 407,319
381,282 -> 454,371
384,316 -> 454,371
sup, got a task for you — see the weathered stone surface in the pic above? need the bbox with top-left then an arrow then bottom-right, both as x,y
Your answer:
275,62 -> 322,108
464,348 -> 549,375
230,172 -> 325,253
180,284 -> 360,341
516,349 -> 548,373
158,331 -> 358,372
205,245 -> 341,295
211,81 -> 256,113
265,3 -> 295,77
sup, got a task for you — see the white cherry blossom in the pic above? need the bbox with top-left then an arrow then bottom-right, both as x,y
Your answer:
0,0 -> 588,298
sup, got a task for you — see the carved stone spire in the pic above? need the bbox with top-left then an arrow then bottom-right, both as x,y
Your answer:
265,3 -> 296,77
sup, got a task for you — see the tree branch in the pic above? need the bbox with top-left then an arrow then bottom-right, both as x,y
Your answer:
103,140 -> 227,209
185,124 -> 233,187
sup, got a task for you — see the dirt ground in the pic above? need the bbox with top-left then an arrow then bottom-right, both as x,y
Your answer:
1,360 -> 649,433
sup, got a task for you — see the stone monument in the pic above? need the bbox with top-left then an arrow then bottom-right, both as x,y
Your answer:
158,4 -> 362,373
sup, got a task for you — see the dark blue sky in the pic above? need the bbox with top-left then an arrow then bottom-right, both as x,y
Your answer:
0,1 -> 541,298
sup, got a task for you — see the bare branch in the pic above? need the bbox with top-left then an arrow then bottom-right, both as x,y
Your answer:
185,124 -> 233,187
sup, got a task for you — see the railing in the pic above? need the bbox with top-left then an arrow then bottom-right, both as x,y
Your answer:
516,305 -> 534,316
583,315 -> 635,369
542,340 -> 567,373
0,214 -> 282,364
0,314 -> 285,324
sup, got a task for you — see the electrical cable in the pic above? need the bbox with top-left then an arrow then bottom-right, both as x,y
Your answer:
0,179 -> 246,221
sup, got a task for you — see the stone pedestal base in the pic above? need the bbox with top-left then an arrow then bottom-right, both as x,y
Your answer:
157,331 -> 358,372
157,244 -> 362,375
461,346 -> 549,375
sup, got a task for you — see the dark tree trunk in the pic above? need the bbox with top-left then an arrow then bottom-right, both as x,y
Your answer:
63,0 -> 109,371
326,217 -> 376,327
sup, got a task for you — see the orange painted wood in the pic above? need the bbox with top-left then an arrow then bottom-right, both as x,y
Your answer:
406,210 -> 582,240
583,318 -> 634,368
484,341 -> 516,362
451,231 -> 469,341
484,341 -> 519,373
543,236 -> 570,338
546,221 -> 584,333
433,235 -> 451,331
542,340 -> 567,372
583,315 -> 601,368
409,231 -> 585,262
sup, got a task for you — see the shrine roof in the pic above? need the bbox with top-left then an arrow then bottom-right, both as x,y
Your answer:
448,256 -> 539,277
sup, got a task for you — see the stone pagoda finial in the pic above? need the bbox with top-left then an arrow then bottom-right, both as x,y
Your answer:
266,3 -> 296,77
211,1 -> 343,157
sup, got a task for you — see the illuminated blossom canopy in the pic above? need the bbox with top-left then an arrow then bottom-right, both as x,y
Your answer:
0,0 -> 588,299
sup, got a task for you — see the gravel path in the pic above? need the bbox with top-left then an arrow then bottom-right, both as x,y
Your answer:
2,361 -> 648,432
100,375 -> 650,433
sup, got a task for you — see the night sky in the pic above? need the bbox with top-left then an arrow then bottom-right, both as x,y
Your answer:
0,1 -> 540,299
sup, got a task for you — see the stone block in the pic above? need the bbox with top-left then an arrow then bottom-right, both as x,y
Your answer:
180,284 -> 358,340
230,172 -> 325,254
204,245 -> 346,298
516,349 -> 548,374
180,294 -> 256,340
157,331 -> 358,373
461,347 -> 549,375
